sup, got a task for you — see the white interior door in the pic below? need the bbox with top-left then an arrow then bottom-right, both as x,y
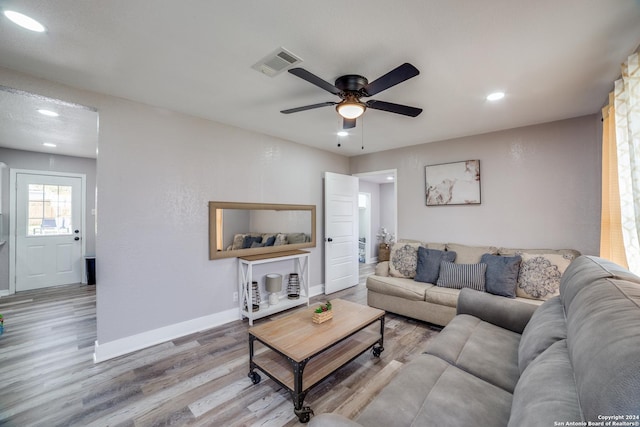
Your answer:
15,173 -> 83,291
324,172 -> 359,294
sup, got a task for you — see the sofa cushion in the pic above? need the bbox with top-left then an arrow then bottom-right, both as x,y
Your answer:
374,261 -> 389,277
414,247 -> 456,284
389,242 -> 422,278
398,239 -> 446,251
516,253 -> 571,300
446,243 -> 498,264
518,296 -> 567,374
424,314 -> 521,393
481,254 -> 522,298
424,286 -> 460,308
366,275 -> 432,301
508,340 -> 581,427
565,276 -> 640,421
356,354 -> 513,427
498,247 -> 580,261
437,261 -> 487,291
560,255 -> 640,312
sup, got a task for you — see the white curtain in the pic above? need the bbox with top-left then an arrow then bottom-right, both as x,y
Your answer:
614,52 -> 640,274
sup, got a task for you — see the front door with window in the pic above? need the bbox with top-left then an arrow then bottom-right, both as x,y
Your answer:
15,173 -> 83,291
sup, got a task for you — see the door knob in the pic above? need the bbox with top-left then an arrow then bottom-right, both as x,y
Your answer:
74,229 -> 79,233
74,237 -> 80,241
327,238 -> 333,242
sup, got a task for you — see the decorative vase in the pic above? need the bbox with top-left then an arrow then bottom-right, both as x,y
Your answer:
244,281 -> 261,312
265,273 -> 282,306
287,273 -> 300,299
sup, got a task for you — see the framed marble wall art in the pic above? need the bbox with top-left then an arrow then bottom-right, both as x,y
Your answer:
425,160 -> 481,206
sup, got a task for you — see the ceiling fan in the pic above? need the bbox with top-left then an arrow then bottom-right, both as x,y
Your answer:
280,63 -> 423,129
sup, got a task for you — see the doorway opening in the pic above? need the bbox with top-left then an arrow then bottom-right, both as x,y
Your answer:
354,169 -> 397,264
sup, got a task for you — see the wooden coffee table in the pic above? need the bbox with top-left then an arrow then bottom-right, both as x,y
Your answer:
247,298 -> 385,423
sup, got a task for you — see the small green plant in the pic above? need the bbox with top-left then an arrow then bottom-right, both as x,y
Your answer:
314,301 -> 332,313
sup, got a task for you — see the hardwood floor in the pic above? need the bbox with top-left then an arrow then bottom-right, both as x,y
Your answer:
0,264 -> 440,426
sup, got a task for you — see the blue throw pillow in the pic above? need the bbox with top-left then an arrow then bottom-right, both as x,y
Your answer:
415,247 -> 457,283
242,235 -> 263,249
265,236 -> 276,246
480,253 -> 522,298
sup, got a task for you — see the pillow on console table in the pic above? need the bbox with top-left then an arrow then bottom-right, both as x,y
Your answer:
516,253 -> 571,300
481,253 -> 522,298
389,242 -> 422,278
415,247 -> 457,284
437,260 -> 487,291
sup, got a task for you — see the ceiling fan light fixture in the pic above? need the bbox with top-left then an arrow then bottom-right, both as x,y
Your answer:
336,101 -> 366,119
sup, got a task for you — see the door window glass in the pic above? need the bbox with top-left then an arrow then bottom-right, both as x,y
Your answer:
27,184 -> 72,236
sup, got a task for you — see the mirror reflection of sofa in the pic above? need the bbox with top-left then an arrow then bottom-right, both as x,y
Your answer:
227,232 -> 311,250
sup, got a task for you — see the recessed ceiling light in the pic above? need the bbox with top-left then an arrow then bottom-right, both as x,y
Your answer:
43,142 -> 57,148
337,131 -> 348,137
3,10 -> 46,32
37,109 -> 59,117
486,92 -> 505,101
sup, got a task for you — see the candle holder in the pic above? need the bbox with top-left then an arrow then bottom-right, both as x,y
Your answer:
265,273 -> 282,306
287,273 -> 300,299
244,281 -> 261,312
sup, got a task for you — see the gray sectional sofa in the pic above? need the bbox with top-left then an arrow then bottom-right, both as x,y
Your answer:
310,256 -> 640,426
367,242 -> 581,326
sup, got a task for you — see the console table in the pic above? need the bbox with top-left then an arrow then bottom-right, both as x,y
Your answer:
238,250 -> 310,325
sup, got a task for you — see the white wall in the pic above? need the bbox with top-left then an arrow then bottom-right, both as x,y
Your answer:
350,115 -> 602,256
0,67 -> 349,354
0,147 -> 97,291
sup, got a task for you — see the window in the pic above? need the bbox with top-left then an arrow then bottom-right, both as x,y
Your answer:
27,184 -> 73,236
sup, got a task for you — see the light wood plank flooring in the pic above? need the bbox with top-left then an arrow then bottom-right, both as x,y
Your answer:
0,264 -> 440,426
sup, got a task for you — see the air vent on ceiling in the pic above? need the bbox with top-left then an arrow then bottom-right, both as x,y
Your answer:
251,47 -> 302,77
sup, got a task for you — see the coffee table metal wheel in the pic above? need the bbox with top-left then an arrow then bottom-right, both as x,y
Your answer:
295,406 -> 314,423
248,371 -> 261,384
372,345 -> 384,357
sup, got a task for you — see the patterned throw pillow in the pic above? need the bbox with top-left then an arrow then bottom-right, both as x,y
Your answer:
436,261 -> 487,291
389,242 -> 422,278
516,253 -> 571,300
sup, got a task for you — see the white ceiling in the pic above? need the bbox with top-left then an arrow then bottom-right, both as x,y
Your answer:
0,1 -> 639,158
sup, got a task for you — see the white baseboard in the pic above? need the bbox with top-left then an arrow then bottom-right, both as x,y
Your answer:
309,283 -> 324,297
94,284 -> 328,363
93,307 -> 240,363
0,290 -> 10,297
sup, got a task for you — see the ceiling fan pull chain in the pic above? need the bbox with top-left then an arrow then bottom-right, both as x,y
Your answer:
361,116 -> 365,150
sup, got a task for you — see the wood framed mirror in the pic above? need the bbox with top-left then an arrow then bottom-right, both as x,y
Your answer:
209,201 -> 316,260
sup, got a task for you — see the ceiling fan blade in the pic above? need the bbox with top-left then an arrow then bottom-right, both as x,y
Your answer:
343,118 -> 356,129
365,100 -> 422,117
281,101 -> 337,114
288,68 -> 342,95
362,63 -> 420,96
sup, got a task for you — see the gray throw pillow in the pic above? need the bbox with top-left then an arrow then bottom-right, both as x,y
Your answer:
437,261 -> 487,291
481,253 -> 522,298
415,247 -> 456,283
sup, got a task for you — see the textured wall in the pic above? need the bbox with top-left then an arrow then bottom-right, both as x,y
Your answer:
350,115 -> 602,256
0,67 -> 349,345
